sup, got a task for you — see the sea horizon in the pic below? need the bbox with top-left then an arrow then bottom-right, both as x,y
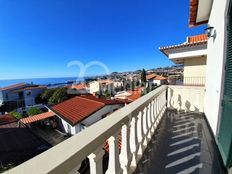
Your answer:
0,76 -> 84,88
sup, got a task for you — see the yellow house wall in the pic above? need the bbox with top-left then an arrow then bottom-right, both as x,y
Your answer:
183,57 -> 207,78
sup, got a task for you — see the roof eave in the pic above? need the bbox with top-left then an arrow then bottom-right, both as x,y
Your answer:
189,0 -> 213,27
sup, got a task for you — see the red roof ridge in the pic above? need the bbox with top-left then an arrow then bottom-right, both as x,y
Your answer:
77,96 -> 106,106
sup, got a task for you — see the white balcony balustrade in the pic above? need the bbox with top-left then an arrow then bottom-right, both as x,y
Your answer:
5,85 -> 205,174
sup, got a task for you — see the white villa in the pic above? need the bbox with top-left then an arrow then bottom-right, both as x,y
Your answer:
160,34 -> 207,86
89,80 -> 114,96
0,83 -> 47,108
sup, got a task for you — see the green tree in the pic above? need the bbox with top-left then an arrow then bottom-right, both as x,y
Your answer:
48,88 -> 68,105
131,81 -> 135,91
104,90 -> 111,98
41,88 -> 57,102
141,69 -> 147,86
10,110 -> 22,119
27,107 -> 43,116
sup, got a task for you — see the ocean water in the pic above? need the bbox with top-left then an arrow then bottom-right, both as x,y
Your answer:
0,77 -> 84,88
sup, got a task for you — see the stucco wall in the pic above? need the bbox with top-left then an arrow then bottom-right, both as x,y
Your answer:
184,57 -> 207,77
167,85 -> 205,112
204,0 -> 230,135
89,81 -> 100,94
24,88 -> 46,107
82,104 -> 122,126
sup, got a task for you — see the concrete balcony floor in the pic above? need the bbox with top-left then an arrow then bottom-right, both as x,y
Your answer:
134,109 -> 226,174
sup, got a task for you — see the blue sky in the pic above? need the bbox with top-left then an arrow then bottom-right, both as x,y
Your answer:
0,0 -> 205,80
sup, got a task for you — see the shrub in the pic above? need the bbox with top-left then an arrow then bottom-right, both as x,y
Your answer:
10,110 -> 22,119
27,107 -> 43,116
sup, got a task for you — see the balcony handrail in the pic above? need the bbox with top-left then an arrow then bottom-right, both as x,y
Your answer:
6,85 -> 167,174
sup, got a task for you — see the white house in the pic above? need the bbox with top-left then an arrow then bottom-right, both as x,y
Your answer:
0,83 -> 47,108
50,95 -> 125,135
159,34 -> 208,86
146,73 -> 168,86
89,80 -> 114,95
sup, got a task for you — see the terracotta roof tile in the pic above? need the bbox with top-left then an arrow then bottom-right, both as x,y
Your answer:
0,114 -> 17,125
146,73 -> 167,81
188,34 -> 208,43
20,112 -> 55,124
51,97 -> 106,126
0,83 -> 26,91
65,83 -> 89,90
51,96 -> 124,126
159,34 -> 207,56
146,73 -> 158,80
11,86 -> 47,92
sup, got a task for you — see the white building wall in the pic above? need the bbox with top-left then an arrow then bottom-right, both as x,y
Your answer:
89,81 -> 100,94
184,57 -> 207,77
59,104 -> 123,135
24,88 -> 46,107
204,0 -> 230,135
82,104 -> 122,126
168,85 -> 205,112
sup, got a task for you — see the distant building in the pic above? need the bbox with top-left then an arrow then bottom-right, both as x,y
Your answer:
114,87 -> 144,101
146,73 -> 167,86
159,34 -> 207,86
89,80 -> 114,95
65,83 -> 90,95
49,95 -> 125,135
0,83 -> 47,108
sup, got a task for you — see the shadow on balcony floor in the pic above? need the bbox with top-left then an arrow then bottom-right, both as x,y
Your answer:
134,109 -> 226,174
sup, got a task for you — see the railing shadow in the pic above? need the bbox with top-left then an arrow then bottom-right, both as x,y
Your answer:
133,109 -> 224,174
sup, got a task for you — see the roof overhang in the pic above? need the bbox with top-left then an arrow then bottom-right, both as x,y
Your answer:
160,43 -> 207,64
189,0 -> 213,27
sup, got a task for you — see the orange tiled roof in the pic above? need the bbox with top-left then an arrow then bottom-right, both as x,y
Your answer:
146,73 -> 167,81
51,96 -> 124,126
188,34 -> 208,43
189,0 -> 208,27
0,83 -> 26,91
11,86 -> 47,93
65,83 -> 89,90
98,80 -> 113,84
126,87 -> 144,101
159,34 -> 207,56
0,114 -> 17,125
146,73 -> 157,80
20,112 -> 55,124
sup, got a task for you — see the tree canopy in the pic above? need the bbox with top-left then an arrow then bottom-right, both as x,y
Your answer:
141,69 -> 147,84
10,110 -> 22,119
27,107 -> 43,116
48,88 -> 68,105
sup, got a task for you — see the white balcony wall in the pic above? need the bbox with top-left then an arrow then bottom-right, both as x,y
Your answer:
167,85 -> 205,112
